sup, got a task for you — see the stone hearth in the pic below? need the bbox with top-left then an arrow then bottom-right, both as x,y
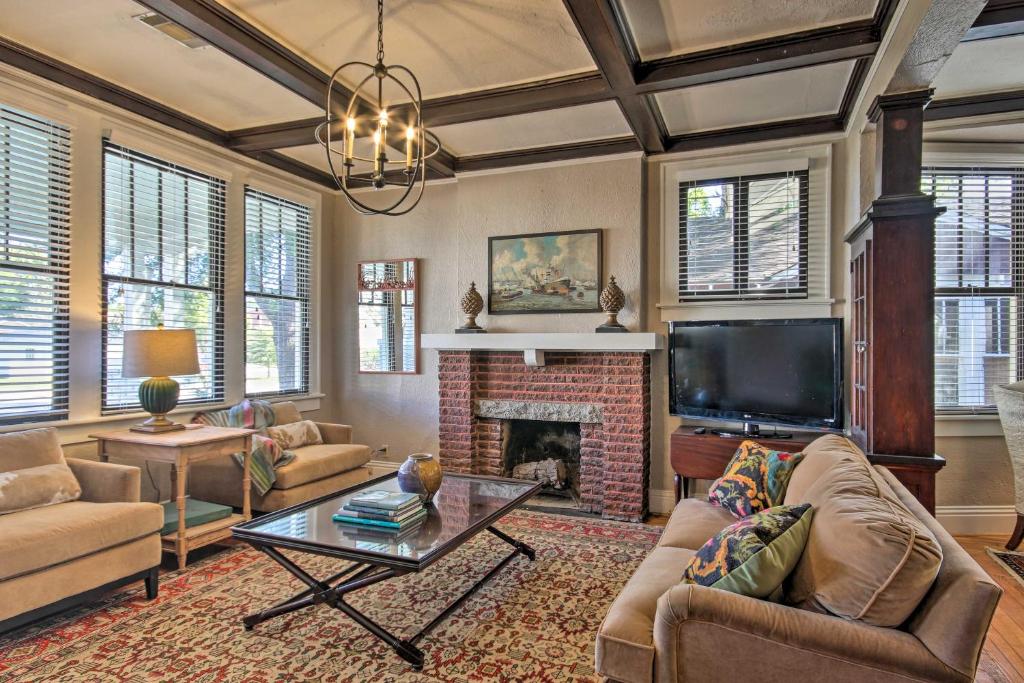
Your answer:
437,351 -> 651,521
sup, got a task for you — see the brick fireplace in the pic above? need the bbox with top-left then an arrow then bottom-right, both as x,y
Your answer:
437,350 -> 651,521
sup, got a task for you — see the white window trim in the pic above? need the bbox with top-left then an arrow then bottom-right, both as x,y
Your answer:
923,144 -> 1024,426
657,144 -> 834,321
0,70 -> 327,438
240,181 -> 322,401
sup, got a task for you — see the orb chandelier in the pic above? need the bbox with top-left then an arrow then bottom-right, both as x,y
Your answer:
316,0 -> 441,216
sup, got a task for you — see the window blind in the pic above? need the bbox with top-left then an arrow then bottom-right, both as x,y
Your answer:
678,170 -> 808,300
923,167 -> 1024,413
244,188 -> 311,397
0,104 -> 71,424
102,143 -> 226,412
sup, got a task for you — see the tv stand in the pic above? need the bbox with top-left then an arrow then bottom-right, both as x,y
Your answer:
670,427 -> 815,501
709,422 -> 792,440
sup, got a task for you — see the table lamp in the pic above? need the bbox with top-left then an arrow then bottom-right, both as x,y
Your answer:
122,327 -> 200,433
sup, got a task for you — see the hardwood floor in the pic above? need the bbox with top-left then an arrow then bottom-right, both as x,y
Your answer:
646,517 -> 1024,682
957,536 -> 1024,683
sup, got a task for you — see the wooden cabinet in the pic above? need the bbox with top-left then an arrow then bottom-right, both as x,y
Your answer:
844,197 -> 946,514
669,428 -> 816,502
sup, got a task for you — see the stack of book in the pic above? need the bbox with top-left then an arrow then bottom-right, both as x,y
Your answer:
332,490 -> 426,531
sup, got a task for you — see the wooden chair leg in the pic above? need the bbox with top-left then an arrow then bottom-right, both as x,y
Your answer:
144,566 -> 159,600
1007,513 -> 1024,552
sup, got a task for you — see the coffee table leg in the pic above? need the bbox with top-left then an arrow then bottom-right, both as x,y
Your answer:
243,529 -> 534,671
486,525 -> 536,561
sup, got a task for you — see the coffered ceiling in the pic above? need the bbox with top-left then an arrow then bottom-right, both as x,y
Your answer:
617,0 -> 880,60
0,0 -> 1019,189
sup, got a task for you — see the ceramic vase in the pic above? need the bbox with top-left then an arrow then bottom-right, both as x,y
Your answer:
397,453 -> 443,503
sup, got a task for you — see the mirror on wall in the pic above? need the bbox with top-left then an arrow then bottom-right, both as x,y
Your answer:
357,259 -> 419,374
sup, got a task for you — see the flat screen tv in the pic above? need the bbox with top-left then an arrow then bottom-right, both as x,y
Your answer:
668,318 -> 843,435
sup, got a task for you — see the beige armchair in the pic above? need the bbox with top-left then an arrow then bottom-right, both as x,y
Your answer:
0,429 -> 163,631
188,402 -> 372,512
995,382 -> 1024,550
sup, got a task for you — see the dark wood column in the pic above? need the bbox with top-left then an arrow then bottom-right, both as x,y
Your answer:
846,89 -> 946,514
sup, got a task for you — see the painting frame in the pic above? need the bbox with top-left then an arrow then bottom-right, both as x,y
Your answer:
487,228 -> 603,315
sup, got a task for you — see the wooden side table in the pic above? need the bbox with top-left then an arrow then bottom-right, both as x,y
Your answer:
90,426 -> 255,570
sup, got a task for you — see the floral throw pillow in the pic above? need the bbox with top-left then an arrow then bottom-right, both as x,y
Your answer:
708,440 -> 805,518
683,503 -> 814,600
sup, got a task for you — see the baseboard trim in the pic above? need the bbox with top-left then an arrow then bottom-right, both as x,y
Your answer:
647,488 -> 1017,536
649,489 -> 676,516
366,459 -> 400,476
935,505 -> 1017,536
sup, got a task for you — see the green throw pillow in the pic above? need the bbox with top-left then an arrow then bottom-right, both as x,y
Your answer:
683,503 -> 814,599
708,440 -> 805,518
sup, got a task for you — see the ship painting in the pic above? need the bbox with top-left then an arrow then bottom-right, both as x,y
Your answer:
488,229 -> 603,314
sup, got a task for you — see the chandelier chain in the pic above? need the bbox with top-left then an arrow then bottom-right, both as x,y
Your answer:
376,0 -> 385,64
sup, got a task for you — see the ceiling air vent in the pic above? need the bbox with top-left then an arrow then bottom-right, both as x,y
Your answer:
135,12 -> 209,49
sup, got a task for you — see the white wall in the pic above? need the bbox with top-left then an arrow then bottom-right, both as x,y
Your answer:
332,157 -> 645,461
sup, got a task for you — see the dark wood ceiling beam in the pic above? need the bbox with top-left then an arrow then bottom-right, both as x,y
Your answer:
455,136 -> 640,173
925,89 -> 1024,121
393,72 -> 611,127
0,35 -> 339,189
963,0 -> 1024,41
0,36 -> 225,145
635,26 -> 879,94
227,73 -> 613,152
663,116 -> 845,155
561,0 -> 666,153
134,0 -> 340,109
136,0 -> 454,177
246,151 -> 339,188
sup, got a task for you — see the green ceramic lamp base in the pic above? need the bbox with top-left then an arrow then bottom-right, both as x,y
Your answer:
131,376 -> 186,433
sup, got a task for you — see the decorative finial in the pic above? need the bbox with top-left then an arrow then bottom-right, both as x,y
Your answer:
597,275 -> 627,333
457,282 -> 486,333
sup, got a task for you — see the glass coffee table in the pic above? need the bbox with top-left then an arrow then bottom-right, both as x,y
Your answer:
232,472 -> 540,669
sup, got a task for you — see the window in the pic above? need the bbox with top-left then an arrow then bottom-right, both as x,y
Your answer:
0,104 -> 71,424
678,170 -> 808,300
102,143 -> 226,412
244,188 -> 311,397
923,167 -> 1024,412
358,261 -> 416,373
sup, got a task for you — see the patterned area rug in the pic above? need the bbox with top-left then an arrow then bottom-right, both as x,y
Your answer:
0,511 -> 660,682
987,547 -> 1024,589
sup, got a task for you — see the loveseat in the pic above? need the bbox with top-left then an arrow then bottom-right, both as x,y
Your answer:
595,435 -> 1002,683
187,402 -> 372,512
0,428 -> 163,630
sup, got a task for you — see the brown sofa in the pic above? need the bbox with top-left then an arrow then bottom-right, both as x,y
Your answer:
0,431 -> 163,631
596,435 -> 1002,683
188,402 -> 372,512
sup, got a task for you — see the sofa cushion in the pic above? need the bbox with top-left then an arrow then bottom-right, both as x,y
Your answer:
272,401 -> 303,426
0,463 -> 81,515
272,444 -> 373,490
657,498 -> 737,550
267,420 -> 323,451
783,434 -> 854,505
595,545 -> 695,683
684,503 -> 814,600
0,500 -> 163,581
709,440 -> 804,518
785,435 -> 943,627
0,427 -> 66,473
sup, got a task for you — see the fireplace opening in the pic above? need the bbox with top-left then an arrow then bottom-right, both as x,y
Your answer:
501,419 -> 581,507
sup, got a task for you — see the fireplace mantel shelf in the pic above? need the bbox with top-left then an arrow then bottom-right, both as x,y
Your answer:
422,332 -> 663,366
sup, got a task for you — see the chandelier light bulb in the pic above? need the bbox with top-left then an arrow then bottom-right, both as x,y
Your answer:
346,117 -> 357,131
